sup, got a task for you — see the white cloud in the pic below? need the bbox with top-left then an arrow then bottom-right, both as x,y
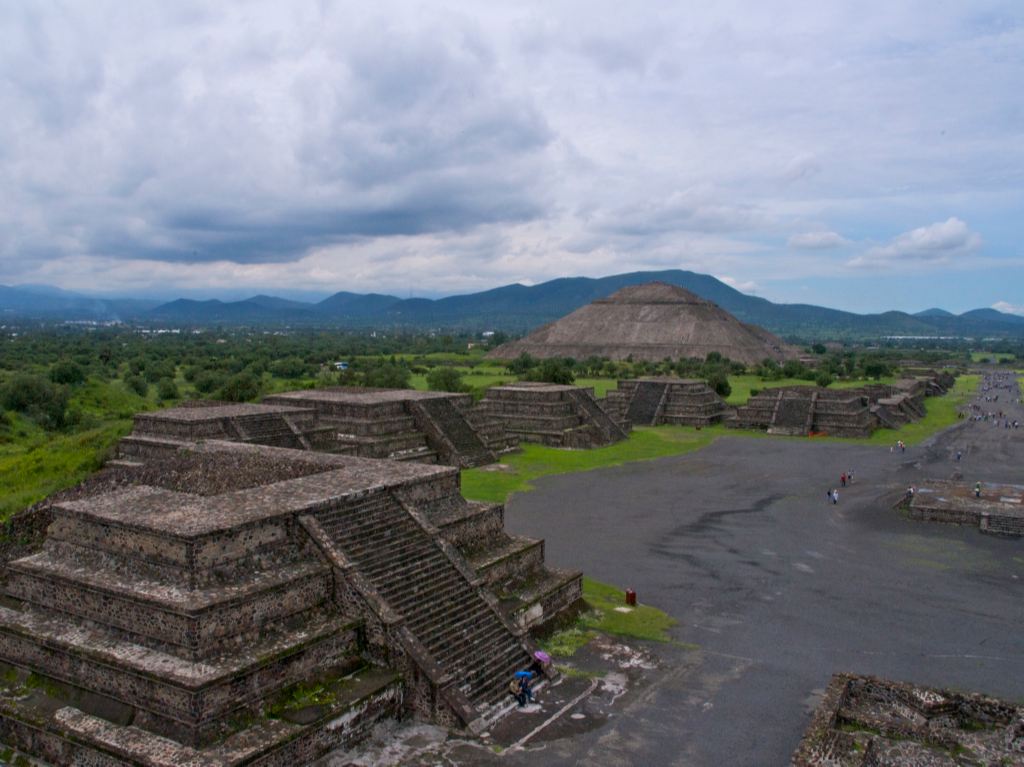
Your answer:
992,301 -> 1024,316
847,217 -> 982,269
715,275 -> 759,293
788,231 -> 850,249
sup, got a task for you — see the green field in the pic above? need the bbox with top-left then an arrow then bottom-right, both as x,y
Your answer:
970,352 -> 1016,363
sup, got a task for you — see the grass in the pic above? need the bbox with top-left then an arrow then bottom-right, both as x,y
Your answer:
0,419 -> 130,521
461,425 -> 718,504
539,577 -> 677,659
970,351 -> 1015,363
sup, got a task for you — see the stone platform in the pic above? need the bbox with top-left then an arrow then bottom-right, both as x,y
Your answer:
474,383 -> 628,448
0,439 -> 581,765
123,388 -> 518,469
602,378 -> 730,428
792,673 -> 1024,765
904,479 -> 1024,536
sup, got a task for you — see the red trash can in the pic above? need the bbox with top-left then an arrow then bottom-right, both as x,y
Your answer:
625,588 -> 637,606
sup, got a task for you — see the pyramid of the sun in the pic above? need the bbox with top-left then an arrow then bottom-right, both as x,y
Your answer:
487,281 -> 797,365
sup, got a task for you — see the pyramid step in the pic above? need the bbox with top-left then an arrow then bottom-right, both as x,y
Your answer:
0,605 -> 360,746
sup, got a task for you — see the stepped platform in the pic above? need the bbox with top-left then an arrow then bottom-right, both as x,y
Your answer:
264,388 -> 503,468
0,438 -> 579,763
903,479 -> 1024,537
603,378 -> 730,427
474,383 -> 628,448
132,402 -> 315,450
793,673 -> 1024,766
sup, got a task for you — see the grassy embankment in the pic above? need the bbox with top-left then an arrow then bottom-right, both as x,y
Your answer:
541,578 -> 677,660
0,378 -> 153,521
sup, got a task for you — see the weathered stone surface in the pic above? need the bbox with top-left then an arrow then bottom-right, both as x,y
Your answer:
792,673 -> 1024,766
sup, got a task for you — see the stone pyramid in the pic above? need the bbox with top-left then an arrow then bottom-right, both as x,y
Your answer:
487,281 -> 797,365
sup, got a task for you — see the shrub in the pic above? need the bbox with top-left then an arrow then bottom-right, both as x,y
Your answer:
705,372 -> 731,398
217,373 -> 261,402
426,366 -> 469,393
193,371 -> 226,394
0,374 -> 69,429
124,375 -> 149,397
269,357 -> 310,379
156,378 -> 180,400
524,359 -> 575,385
815,372 -> 833,388
50,361 -> 86,386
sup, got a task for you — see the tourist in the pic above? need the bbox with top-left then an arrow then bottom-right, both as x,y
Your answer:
974,481 -> 982,499
848,470 -> 854,484
511,672 -> 534,707
955,450 -> 962,462
832,488 -> 839,504
840,473 -> 846,488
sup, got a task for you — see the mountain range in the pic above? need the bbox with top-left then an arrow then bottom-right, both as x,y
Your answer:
3,270 -> 1024,340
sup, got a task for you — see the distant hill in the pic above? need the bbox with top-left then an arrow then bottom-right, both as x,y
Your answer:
2,272 -> 1024,340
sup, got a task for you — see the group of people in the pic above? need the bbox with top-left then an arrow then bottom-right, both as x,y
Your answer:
510,651 -> 552,707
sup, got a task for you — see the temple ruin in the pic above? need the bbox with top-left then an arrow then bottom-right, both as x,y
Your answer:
487,282 -> 799,365
730,373 -> 955,438
0,429 -> 581,763
602,378 -> 730,427
901,479 -> 1024,537
126,389 -> 518,469
792,673 -> 1024,765
474,383 -> 629,448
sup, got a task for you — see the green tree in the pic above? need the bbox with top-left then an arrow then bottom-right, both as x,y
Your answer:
217,373 -> 261,402
0,374 -> 68,429
815,372 -> 833,388
156,378 -> 180,400
507,353 -> 537,376
124,374 -> 149,397
525,359 -> 575,385
50,360 -> 86,386
706,372 -> 731,398
426,366 -> 469,393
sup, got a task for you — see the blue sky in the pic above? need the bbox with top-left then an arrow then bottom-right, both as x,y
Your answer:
0,1 -> 1021,314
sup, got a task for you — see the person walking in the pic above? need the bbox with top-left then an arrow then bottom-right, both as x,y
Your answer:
832,488 -> 839,504
974,481 -> 982,498
840,473 -> 847,488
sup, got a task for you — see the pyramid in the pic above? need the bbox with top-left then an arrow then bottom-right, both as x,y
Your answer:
487,281 -> 797,365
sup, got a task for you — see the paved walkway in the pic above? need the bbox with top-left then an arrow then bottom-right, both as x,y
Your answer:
325,373 -> 1024,765
500,373 -> 1024,765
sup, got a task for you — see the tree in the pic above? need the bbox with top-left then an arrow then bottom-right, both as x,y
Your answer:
50,361 -> 86,386
507,353 -> 537,376
217,373 -> 261,402
426,366 -> 469,393
525,359 -> 575,385
124,375 -> 149,397
156,378 -> 179,400
706,372 -> 731,398
0,374 -> 68,429
815,372 -> 833,388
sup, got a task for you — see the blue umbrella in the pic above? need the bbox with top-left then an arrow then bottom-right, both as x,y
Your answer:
514,671 -> 532,678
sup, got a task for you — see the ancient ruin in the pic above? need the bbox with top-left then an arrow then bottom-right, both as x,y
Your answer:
602,378 -> 730,427
127,389 -> 517,469
902,479 -> 1024,537
731,373 -> 954,437
474,383 -> 629,448
487,282 -> 799,365
0,432 -> 581,764
792,673 -> 1024,765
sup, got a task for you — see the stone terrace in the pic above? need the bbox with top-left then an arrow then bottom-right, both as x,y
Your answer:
732,386 -> 877,437
602,378 -> 730,428
474,383 -> 629,448
905,479 -> 1024,537
264,388 -> 516,468
0,440 -> 580,765
792,673 -> 1024,765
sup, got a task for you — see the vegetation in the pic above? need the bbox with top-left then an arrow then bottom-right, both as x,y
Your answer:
461,426 -> 718,504
540,577 -> 677,658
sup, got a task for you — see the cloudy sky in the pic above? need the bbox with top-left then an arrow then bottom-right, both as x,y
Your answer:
1,2 -> 1022,313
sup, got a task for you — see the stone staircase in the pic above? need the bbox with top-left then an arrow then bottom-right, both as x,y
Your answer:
411,397 -> 496,468
566,388 -> 629,443
312,492 -> 532,710
625,381 -> 668,425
